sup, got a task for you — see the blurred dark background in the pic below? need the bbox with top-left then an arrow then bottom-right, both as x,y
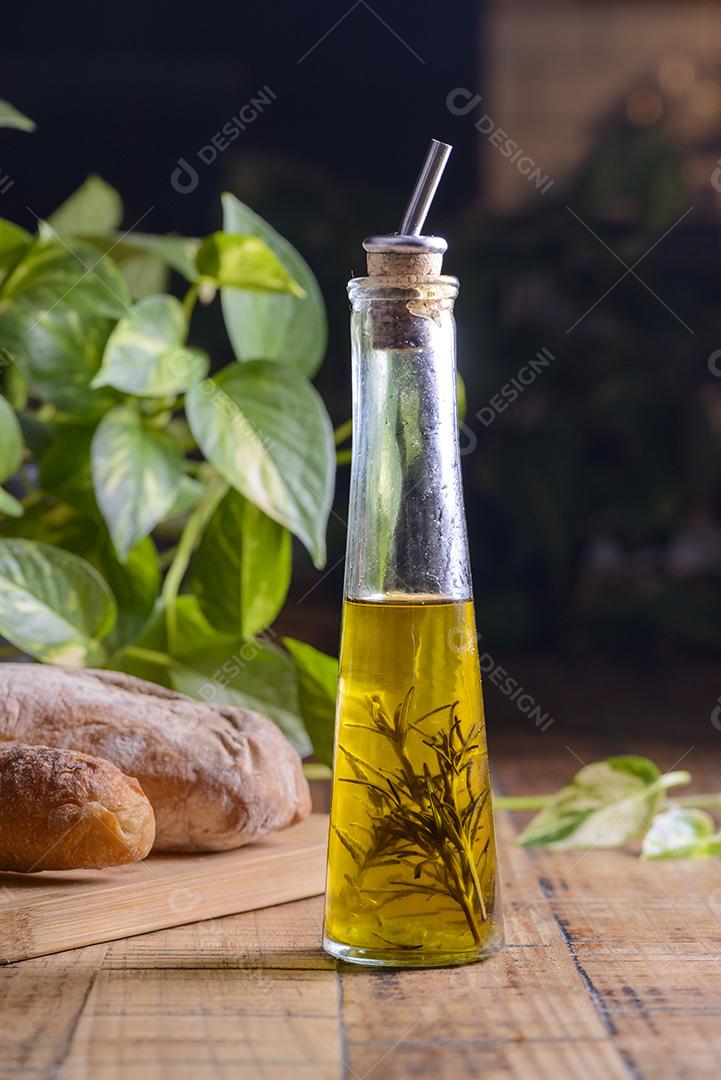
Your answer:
2,0 -> 720,734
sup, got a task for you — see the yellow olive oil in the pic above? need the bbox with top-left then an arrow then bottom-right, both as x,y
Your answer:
323,596 -> 500,966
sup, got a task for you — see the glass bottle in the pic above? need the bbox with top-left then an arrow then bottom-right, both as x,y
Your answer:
323,235 -> 503,968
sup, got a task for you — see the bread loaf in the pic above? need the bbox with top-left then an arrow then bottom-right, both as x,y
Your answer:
0,664 -> 311,853
0,743 -> 155,871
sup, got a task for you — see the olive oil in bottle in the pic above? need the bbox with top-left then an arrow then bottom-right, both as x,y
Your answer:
325,596 -> 498,964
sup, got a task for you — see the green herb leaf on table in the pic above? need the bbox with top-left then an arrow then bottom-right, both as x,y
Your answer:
641,808 -> 721,860
91,405 -> 182,561
92,294 -> 208,397
196,232 -> 305,296
283,637 -> 338,767
0,99 -> 35,132
221,194 -> 327,377
0,539 -> 116,665
186,360 -> 334,568
46,175 -> 123,237
190,488 -> 291,639
516,755 -> 691,849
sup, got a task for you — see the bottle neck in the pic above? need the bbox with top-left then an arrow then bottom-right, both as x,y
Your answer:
344,277 -> 471,602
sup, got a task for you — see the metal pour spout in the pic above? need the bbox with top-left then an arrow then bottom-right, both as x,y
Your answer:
398,139 -> 452,237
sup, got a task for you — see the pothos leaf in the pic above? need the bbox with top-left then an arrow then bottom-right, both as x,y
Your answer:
0,392 -> 22,481
641,808 -> 721,860
190,488 -> 291,638
0,99 -> 35,132
185,360 -> 334,568
47,175 -> 123,237
0,538 -> 116,666
283,637 -> 337,766
196,232 -> 304,295
170,639 -> 311,756
92,294 -> 208,397
91,405 -> 182,561
114,594 -> 311,756
86,534 -> 160,653
0,307 -> 120,418
0,219 -> 32,282
0,487 -> 22,517
221,193 -> 327,376
516,755 -> 691,849
0,238 -> 130,320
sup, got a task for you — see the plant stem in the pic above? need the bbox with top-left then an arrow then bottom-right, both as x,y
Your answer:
182,283 -> 200,329
493,792 -> 721,811
672,794 -> 721,810
161,478 -> 228,651
303,763 -> 332,780
122,646 -> 176,668
493,794 -> 551,810
333,418 -> 353,446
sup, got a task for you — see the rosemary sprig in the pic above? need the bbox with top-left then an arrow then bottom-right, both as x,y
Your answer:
334,686 -> 493,944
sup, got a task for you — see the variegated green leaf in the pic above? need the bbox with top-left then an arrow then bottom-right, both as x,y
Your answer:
190,488 -> 291,638
517,756 -> 691,849
0,99 -> 35,132
47,175 -> 123,237
221,194 -> 327,376
91,405 -> 182,561
0,392 -> 22,481
92,294 -> 208,396
642,808 -> 721,860
0,539 -> 116,665
185,361 -> 334,567
284,637 -> 337,766
196,232 -> 304,295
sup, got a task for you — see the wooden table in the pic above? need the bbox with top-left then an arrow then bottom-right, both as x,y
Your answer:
3,731 -> 721,1079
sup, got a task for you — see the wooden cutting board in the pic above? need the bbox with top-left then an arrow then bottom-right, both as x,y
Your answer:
0,813 -> 328,965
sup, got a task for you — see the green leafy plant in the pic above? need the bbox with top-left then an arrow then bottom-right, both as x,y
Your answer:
497,755 -> 721,859
0,104 -> 338,760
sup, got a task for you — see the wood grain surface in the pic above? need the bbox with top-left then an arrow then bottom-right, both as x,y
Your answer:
0,815 -> 328,965
2,732 -> 720,1079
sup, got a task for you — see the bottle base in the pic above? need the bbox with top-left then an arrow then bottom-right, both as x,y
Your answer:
322,929 -> 504,970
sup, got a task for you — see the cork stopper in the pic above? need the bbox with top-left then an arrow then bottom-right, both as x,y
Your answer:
363,235 -> 447,277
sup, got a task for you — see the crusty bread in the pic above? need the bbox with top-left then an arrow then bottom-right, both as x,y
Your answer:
0,664 -> 311,853
0,743 -> 155,871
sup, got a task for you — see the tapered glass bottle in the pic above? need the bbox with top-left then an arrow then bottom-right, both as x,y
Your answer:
323,237 -> 503,968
